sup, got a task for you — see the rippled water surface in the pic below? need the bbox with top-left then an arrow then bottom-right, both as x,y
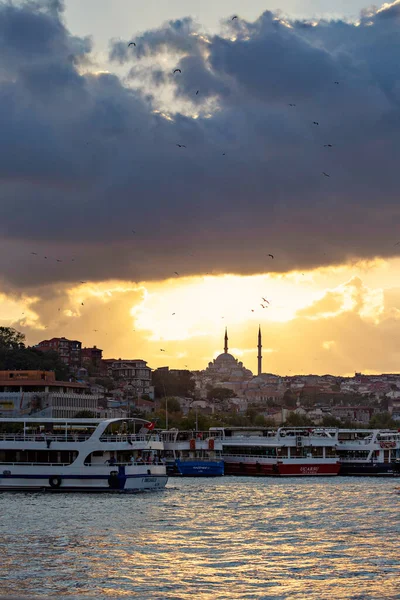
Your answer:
0,478 -> 399,599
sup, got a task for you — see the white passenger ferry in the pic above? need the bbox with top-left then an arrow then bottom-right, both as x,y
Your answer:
336,429 -> 400,476
212,427 -> 340,476
0,418 -> 168,492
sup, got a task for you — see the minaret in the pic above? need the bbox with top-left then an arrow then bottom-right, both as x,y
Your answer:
257,325 -> 262,376
224,327 -> 228,354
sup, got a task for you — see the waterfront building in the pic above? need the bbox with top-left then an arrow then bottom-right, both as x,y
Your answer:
0,370 -> 101,418
81,345 -> 103,372
36,337 -> 82,371
103,359 -> 152,397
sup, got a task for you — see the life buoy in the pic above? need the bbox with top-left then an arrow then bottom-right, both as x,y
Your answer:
190,439 -> 196,451
49,476 -> 62,489
208,438 -> 215,451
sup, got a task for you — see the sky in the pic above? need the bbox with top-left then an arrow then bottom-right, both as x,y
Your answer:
1,0 -> 400,376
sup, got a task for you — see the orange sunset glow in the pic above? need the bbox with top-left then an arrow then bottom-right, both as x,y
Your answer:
1,256 -> 400,376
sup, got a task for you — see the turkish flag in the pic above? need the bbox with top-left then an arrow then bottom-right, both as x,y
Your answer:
145,422 -> 155,430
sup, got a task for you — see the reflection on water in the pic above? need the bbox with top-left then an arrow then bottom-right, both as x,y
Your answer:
0,478 -> 399,599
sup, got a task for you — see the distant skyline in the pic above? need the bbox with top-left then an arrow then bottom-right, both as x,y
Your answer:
1,0 -> 400,376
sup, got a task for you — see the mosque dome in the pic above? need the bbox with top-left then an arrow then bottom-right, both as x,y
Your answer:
214,353 -> 237,365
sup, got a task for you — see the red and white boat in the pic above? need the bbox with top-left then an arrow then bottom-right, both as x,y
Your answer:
210,427 -> 340,476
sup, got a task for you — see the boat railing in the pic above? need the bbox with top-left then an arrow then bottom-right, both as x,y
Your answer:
0,462 -> 71,466
84,461 -> 164,467
338,440 -> 373,446
99,434 -> 160,443
224,453 -> 338,460
176,457 -> 223,462
0,434 -> 92,442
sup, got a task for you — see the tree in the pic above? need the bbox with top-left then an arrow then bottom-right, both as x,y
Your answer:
283,389 -> 297,409
207,387 -> 236,402
0,339 -> 69,381
74,410 -> 96,418
94,377 -> 115,391
0,327 -> 25,349
321,415 -> 342,427
284,412 -> 314,426
160,397 -> 181,412
369,412 -> 397,429
180,411 -> 211,431
152,369 -> 196,399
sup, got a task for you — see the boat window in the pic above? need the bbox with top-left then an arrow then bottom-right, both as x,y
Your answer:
223,445 -> 276,457
310,447 -> 323,458
325,447 -> 337,457
0,450 -> 78,464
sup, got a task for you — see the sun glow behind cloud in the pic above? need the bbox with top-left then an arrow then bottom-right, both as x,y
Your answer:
1,257 -> 400,374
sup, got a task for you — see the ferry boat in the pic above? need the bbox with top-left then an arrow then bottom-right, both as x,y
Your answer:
160,429 -> 224,476
212,427 -> 340,476
336,429 -> 400,476
0,418 -> 168,492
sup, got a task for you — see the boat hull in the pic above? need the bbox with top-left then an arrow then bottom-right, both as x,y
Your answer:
0,466 -> 168,492
223,460 -> 340,477
339,462 -> 400,476
175,459 -> 224,477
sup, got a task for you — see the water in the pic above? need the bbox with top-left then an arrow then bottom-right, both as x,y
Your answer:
0,478 -> 399,599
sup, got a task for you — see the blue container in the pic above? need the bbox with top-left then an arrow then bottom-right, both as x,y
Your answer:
175,459 -> 224,477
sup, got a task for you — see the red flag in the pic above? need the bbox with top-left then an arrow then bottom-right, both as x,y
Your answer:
145,421 -> 155,430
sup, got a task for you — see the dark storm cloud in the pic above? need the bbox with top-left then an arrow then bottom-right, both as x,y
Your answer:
2,1 -> 400,288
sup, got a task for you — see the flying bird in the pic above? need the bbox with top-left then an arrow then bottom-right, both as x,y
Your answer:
44,256 -> 48,259
30,252 -> 37,255
334,81 -> 339,84
313,121 -> 319,125
222,153 -> 226,156
324,144 -> 333,147
196,90 -> 199,95
160,349 -> 166,352
81,303 -> 84,306
172,313 -> 175,315
132,230 -> 136,234
262,298 -> 269,304
232,15 -> 238,20
56,259 -> 62,262
80,281 -> 87,284
288,103 -> 296,107
176,144 -> 186,148
173,69 -> 181,74
174,271 -> 179,276
268,254 -> 274,259
322,172 -> 330,177
128,42 -> 136,47
251,310 -> 254,312
93,329 -> 98,332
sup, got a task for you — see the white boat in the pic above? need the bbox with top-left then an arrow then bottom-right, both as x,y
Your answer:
336,429 -> 400,476
212,426 -> 341,476
0,417 -> 168,492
